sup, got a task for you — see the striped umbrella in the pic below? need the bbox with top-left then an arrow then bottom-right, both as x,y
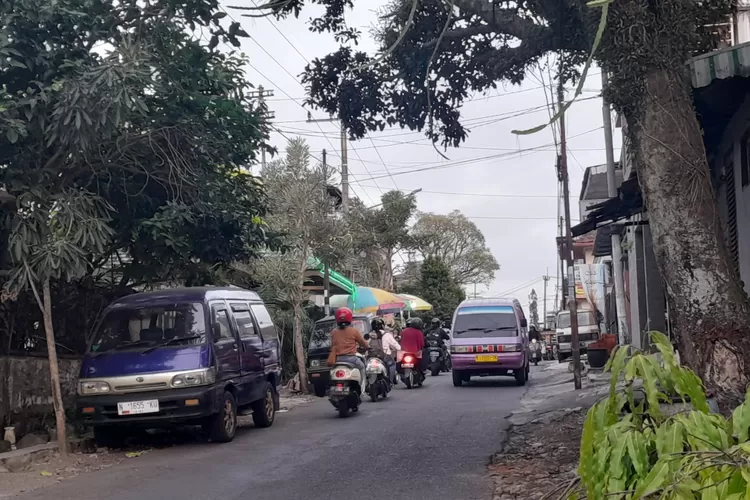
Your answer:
330,287 -> 406,314
397,293 -> 433,312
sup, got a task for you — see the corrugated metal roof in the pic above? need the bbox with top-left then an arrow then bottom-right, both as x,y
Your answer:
690,41 -> 750,88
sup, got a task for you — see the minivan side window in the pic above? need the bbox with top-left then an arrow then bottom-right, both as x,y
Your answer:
211,305 -> 234,341
230,302 -> 257,339
250,304 -> 276,340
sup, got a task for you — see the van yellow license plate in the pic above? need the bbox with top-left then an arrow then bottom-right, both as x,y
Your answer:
475,355 -> 498,362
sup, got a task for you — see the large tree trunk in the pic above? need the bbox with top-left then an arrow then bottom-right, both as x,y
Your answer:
40,278 -> 68,456
631,68 -> 750,408
292,301 -> 308,394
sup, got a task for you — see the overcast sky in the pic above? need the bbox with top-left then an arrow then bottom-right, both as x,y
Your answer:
221,0 -> 623,319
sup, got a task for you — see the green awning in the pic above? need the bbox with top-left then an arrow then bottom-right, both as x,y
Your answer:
689,41 -> 750,88
306,257 -> 357,298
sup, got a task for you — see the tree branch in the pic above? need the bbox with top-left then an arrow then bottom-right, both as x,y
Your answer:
452,0 -> 547,40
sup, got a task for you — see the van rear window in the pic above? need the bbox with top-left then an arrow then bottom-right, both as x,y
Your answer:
310,320 -> 366,348
453,306 -> 518,338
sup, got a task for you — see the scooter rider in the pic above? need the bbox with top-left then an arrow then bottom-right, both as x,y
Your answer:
371,317 -> 400,383
329,307 -> 368,393
425,317 -> 450,365
400,317 -> 426,374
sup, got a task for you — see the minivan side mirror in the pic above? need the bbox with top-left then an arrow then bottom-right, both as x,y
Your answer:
211,322 -> 222,342
520,318 -> 528,328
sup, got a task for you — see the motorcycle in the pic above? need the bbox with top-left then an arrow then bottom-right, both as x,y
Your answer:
327,353 -> 365,417
443,337 -> 452,372
398,352 -> 425,389
365,355 -> 392,402
530,339 -> 542,366
426,338 -> 448,376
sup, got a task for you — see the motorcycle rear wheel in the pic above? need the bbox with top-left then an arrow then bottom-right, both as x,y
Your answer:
369,385 -> 378,402
431,364 -> 440,377
338,400 -> 351,418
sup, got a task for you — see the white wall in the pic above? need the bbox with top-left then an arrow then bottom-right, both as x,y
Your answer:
712,94 -> 750,294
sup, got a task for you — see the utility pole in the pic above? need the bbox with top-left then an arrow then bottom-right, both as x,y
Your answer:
322,148 -> 331,316
307,114 -> 348,213
543,273 -> 549,328
249,86 -> 275,170
601,72 -> 628,345
473,283 -> 477,299
558,78 -> 582,390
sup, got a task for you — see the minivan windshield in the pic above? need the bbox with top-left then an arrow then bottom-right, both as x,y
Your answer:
557,312 -> 597,329
309,319 -> 367,349
453,306 -> 518,338
90,303 -> 206,354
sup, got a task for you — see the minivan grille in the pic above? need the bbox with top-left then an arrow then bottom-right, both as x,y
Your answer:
114,382 -> 168,392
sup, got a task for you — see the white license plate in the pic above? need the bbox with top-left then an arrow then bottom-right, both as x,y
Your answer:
117,400 -> 159,416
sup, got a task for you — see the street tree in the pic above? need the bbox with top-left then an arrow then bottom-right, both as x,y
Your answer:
345,191 -> 417,291
254,138 -> 347,391
528,289 -> 539,329
0,0 -> 281,440
3,191 -> 114,455
0,0 -> 278,290
403,256 -> 466,320
412,210 -> 499,286
242,0 -> 750,406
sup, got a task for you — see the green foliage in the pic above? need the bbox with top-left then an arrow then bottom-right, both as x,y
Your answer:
402,256 -> 464,320
0,0 -> 278,289
411,210 -> 499,286
4,190 -> 114,298
574,332 -> 750,499
345,190 -> 417,290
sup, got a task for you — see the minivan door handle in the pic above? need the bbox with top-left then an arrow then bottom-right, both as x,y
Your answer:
232,343 -> 239,351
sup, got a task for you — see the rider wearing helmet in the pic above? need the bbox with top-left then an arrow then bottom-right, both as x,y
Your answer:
371,317 -> 401,384
426,317 -> 450,345
330,307 -> 368,391
400,317 -> 426,373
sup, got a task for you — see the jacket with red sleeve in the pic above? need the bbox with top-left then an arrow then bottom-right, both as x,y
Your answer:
399,327 -> 425,354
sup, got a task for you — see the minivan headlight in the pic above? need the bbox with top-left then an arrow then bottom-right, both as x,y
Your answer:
171,368 -> 216,388
79,381 -> 111,395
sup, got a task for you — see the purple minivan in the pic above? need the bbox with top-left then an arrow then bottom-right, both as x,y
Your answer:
77,287 -> 281,446
450,298 -> 530,387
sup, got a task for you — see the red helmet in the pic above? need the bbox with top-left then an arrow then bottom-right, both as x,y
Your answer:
335,307 -> 353,325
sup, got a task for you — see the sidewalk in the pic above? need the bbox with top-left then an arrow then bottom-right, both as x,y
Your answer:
489,363 -> 611,500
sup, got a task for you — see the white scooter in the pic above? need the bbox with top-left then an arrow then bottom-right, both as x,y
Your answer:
328,352 -> 365,418
365,356 -> 391,402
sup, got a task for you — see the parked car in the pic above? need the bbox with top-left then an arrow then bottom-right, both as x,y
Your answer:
77,287 -> 281,446
307,313 -> 373,397
450,298 -> 530,387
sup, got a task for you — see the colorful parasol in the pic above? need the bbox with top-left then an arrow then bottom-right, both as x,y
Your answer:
397,293 -> 433,312
330,287 -> 407,314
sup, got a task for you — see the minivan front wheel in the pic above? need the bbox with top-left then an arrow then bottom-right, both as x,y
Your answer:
252,382 -> 276,428
206,391 -> 237,443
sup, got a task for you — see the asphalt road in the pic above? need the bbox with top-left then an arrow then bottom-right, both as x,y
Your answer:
13,370 -> 536,500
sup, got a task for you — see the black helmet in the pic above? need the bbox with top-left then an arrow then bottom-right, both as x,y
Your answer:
371,317 -> 385,330
431,317 -> 441,326
406,317 -> 423,330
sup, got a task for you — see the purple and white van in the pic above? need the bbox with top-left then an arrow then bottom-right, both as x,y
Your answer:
450,298 -> 529,387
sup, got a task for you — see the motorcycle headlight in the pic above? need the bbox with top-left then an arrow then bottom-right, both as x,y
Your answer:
79,380 -> 111,395
171,368 -> 216,388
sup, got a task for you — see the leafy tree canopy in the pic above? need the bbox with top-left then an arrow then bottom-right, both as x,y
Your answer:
402,255 -> 465,320
412,210 -> 499,286
1,0 -> 280,288
345,190 -> 417,290
239,0 -> 729,146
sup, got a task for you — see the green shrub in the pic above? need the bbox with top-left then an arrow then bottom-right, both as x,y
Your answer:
576,332 -> 750,499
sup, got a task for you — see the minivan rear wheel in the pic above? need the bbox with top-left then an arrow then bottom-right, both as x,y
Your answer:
206,391 -> 237,443
514,368 -> 527,386
252,382 -> 276,428
452,370 -> 463,387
